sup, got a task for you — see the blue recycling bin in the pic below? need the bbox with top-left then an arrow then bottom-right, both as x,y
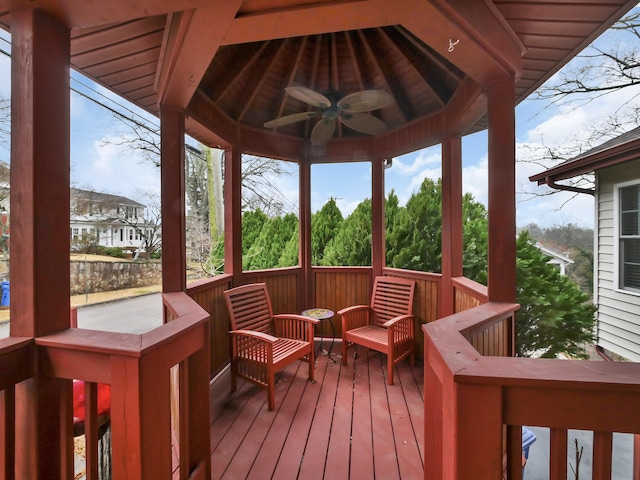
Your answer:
1,281 -> 9,306
522,426 -> 536,476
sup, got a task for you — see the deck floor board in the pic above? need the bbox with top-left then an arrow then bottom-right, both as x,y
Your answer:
208,343 -> 424,480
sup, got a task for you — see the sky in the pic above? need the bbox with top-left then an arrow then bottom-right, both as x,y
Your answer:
2,9 -> 640,229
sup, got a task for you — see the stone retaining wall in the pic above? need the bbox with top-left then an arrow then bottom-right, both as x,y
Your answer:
70,260 -> 162,295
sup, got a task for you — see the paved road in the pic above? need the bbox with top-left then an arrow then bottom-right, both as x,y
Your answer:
76,293 -> 163,333
0,293 -> 163,338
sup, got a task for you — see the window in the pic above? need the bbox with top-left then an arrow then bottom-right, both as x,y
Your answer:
619,183 -> 640,292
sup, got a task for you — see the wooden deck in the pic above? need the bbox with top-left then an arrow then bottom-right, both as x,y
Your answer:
208,343 -> 424,480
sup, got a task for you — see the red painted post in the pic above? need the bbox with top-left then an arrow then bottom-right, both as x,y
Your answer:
441,136 -> 463,318
300,160 -> 313,309
11,8 -> 71,478
486,76 -> 516,304
160,106 -> 187,293
371,157 -> 385,278
454,383 -> 503,479
224,148 -> 243,279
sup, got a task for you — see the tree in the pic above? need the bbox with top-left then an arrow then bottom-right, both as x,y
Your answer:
523,11 -> 640,193
311,197 -> 343,265
0,95 -> 9,152
244,213 -> 298,270
115,189 -> 162,259
322,199 -> 372,266
387,178 -> 442,272
515,232 -> 596,358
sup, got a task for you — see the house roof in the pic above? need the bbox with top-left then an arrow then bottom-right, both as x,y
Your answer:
530,125 -> 640,185
1,1 -> 636,159
71,188 -> 145,208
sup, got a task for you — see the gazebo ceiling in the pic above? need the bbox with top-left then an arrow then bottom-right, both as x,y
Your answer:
0,0 -> 637,157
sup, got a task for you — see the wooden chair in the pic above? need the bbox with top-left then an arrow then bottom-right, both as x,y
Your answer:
339,276 -> 416,385
224,283 -> 318,411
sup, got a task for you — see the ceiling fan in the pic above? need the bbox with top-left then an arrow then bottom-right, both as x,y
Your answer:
264,86 -> 393,146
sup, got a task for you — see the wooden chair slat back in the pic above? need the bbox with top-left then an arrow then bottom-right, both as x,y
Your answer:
224,283 -> 274,334
371,276 -> 415,328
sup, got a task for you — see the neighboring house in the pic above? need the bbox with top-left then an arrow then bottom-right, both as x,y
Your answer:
530,126 -> 640,361
535,242 -> 574,276
71,188 -> 157,253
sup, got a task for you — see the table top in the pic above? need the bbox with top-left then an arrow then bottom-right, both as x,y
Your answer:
301,308 -> 334,320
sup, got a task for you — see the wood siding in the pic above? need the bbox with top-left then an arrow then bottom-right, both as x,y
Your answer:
597,162 -> 640,361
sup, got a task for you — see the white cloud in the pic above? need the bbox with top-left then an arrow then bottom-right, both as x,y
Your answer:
393,148 -> 441,175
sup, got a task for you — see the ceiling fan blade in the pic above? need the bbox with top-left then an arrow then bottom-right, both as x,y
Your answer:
340,112 -> 389,136
286,86 -> 331,109
310,118 -> 336,146
264,111 -> 318,128
337,90 -> 393,113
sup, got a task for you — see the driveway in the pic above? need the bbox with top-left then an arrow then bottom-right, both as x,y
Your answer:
0,293 -> 163,338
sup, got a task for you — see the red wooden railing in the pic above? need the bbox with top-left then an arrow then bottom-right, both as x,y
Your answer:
0,292 -> 211,479
424,301 -> 640,480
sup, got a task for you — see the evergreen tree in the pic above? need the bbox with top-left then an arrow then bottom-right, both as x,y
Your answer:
278,223 -> 299,267
515,232 -> 596,358
462,193 -> 488,284
387,178 -> 442,272
245,213 -> 298,270
322,199 -> 372,266
242,209 -> 268,260
311,198 -> 343,265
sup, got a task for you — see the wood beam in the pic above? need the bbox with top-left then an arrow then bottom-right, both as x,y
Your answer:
0,0 -> 218,29
160,105 -> 187,293
156,2 -> 243,109
394,0 -> 522,86
440,137 -> 463,318
486,76 -> 516,303
222,1 -> 395,45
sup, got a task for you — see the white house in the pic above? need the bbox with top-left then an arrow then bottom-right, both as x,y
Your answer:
70,188 -> 158,254
531,127 -> 640,361
535,242 -> 574,276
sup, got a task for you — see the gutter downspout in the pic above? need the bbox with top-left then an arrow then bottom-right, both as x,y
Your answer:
545,177 -> 595,196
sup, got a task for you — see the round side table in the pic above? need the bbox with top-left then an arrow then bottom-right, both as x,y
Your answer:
301,308 -> 336,363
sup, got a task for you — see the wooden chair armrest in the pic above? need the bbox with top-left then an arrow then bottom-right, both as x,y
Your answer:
337,305 -> 368,316
382,314 -> 414,329
273,314 -> 320,326
338,305 -> 371,332
229,329 -> 278,344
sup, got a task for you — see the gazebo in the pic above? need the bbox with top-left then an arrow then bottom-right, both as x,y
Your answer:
0,1 -> 639,479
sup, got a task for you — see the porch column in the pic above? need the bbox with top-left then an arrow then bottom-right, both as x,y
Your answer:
486,76 -> 516,303
371,157 -> 385,277
300,159 -> 312,309
224,148 -> 243,278
440,137 -> 463,317
160,105 -> 186,293
11,8 -> 70,478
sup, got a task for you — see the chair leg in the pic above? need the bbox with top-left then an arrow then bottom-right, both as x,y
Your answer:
387,355 -> 394,385
230,365 -> 237,393
342,339 -> 348,366
308,352 -> 315,382
268,374 -> 275,411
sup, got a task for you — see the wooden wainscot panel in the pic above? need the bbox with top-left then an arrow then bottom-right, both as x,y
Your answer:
313,268 -> 372,337
241,268 -> 301,314
384,268 -> 441,359
186,275 -> 232,378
